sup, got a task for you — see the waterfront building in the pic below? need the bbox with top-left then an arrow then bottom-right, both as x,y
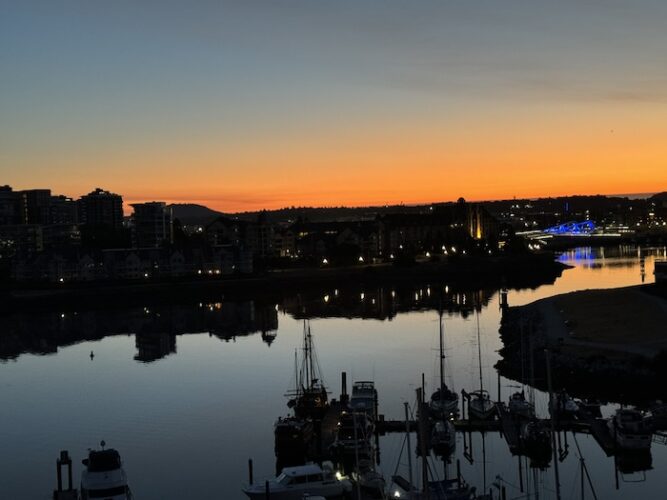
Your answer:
49,195 -> 78,224
130,202 -> 173,248
77,188 -> 124,229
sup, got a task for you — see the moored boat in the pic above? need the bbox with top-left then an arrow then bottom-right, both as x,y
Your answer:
242,462 -> 352,500
469,390 -> 496,420
431,420 -> 456,456
508,391 -> 535,419
608,408 -> 652,451
349,381 -> 377,419
80,442 -> 133,500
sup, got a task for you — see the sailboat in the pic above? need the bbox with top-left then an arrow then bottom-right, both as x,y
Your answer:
286,320 -> 329,421
469,312 -> 496,420
429,308 -> 459,418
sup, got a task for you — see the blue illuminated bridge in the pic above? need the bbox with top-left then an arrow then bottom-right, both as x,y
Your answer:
544,220 -> 596,235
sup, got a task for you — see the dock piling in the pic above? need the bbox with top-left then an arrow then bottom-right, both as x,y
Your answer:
248,458 -> 253,485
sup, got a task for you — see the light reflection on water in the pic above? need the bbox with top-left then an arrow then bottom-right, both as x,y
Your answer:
1,246 -> 666,499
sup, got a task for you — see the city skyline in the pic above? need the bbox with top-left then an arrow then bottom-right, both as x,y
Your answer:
3,1 -> 667,212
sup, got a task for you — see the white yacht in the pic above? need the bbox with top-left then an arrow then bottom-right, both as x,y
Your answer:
242,462 -> 352,500
80,443 -> 132,500
608,409 -> 653,451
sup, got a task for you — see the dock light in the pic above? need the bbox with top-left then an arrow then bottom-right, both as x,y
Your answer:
389,253 -> 395,259
59,277 -> 64,283
322,258 -> 328,265
198,269 -> 202,275
358,256 -> 364,262
360,292 -> 365,300
335,472 -> 343,480
324,295 -> 330,303
462,250 -> 466,255
394,491 -> 402,498
144,273 -> 149,278
451,246 -> 457,253
399,244 -> 403,249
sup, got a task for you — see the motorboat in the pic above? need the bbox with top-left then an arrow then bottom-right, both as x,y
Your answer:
274,416 -> 314,455
431,420 -> 456,456
349,381 -> 377,419
242,462 -> 352,500
508,391 -> 535,419
80,442 -> 132,500
468,390 -> 496,420
608,409 -> 652,451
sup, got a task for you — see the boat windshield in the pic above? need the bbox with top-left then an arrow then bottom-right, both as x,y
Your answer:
276,473 -> 292,485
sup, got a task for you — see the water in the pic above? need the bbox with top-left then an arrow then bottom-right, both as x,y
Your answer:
1,245 -> 666,499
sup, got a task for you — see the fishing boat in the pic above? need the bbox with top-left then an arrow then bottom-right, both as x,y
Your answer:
429,309 -> 459,418
242,462 -> 352,500
508,391 -> 535,419
349,381 -> 377,419
80,442 -> 133,500
286,321 -> 329,421
468,313 -> 496,421
608,408 -> 653,451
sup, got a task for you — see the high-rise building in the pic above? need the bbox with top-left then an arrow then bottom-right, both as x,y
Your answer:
18,189 -> 52,225
49,195 -> 78,224
77,188 -> 124,228
0,185 -> 20,225
130,202 -> 173,248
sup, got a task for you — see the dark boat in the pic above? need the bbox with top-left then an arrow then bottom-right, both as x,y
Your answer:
286,321 -> 329,421
274,416 -> 314,455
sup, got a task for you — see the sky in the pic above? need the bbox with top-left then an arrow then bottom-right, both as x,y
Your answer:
1,1 -> 666,212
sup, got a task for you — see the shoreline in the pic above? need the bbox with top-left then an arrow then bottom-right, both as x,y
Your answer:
497,282 -> 667,404
1,253 -> 566,313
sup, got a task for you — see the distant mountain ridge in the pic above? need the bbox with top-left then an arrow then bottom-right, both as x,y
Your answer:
169,204 -> 226,226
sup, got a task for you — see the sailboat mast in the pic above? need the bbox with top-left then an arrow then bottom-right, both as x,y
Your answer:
439,309 -> 445,394
476,311 -> 484,393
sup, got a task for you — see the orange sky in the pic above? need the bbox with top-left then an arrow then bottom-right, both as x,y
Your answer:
2,2 -> 666,212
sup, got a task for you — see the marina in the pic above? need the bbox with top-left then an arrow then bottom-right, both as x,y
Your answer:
2,246 -> 666,499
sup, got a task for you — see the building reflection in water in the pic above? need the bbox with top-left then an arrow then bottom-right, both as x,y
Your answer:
0,283 -> 498,362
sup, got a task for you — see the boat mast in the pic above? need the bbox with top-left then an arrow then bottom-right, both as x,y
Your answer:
476,310 -> 484,393
439,307 -> 445,396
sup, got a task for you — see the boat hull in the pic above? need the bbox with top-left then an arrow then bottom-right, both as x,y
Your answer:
243,483 -> 345,500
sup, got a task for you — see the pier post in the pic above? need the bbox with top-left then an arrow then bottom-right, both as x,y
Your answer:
248,459 -> 253,485
456,459 -> 461,489
341,371 -> 348,406
265,479 -> 270,499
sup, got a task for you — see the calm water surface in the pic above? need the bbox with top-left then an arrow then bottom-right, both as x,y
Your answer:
1,246 -> 666,499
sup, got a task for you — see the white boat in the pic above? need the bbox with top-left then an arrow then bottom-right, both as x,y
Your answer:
469,390 -> 496,420
242,462 -> 352,500
608,409 -> 653,451
80,442 -> 132,500
509,391 -> 535,419
349,381 -> 377,418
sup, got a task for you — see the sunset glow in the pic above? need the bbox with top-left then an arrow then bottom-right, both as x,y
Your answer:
2,1 -> 666,212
